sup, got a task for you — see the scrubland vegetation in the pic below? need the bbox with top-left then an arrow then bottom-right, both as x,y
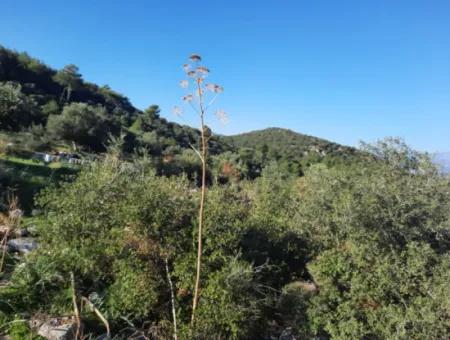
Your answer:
0,46 -> 449,339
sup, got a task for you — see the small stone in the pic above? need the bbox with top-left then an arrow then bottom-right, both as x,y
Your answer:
7,237 -> 38,254
38,318 -> 81,340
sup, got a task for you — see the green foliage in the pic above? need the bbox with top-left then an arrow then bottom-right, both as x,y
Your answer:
0,155 -> 77,213
1,156 -> 195,333
283,140 -> 450,339
52,64 -> 82,102
40,99 -> 60,117
1,46 -> 231,159
308,242 -> 450,339
360,137 -> 430,171
222,127 -> 360,177
188,259 -> 262,339
46,102 -> 119,151
241,165 -> 309,287
294,158 -> 450,253
105,256 -> 162,320
276,281 -> 313,337
4,316 -> 41,340
1,43 -> 449,339
0,139 -> 448,338
0,81 -> 39,130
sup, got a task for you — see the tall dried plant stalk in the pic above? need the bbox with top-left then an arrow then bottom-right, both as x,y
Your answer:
0,194 -> 21,274
81,296 -> 110,338
70,272 -> 81,339
174,54 -> 227,324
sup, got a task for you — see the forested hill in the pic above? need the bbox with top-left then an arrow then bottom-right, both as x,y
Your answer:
0,45 -> 361,178
224,127 -> 355,156
221,127 -> 360,174
0,45 -> 226,154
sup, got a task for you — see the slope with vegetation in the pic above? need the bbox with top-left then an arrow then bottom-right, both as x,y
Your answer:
0,46 -> 361,181
221,127 -> 360,177
0,140 -> 448,339
0,45 -> 227,156
0,46 -> 449,339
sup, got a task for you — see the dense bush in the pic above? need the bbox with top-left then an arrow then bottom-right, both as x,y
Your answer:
0,81 -> 40,130
1,141 -> 449,338
46,102 -> 120,151
308,241 -> 450,339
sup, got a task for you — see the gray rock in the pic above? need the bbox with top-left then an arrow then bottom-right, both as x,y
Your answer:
38,318 -> 80,340
7,237 -> 38,254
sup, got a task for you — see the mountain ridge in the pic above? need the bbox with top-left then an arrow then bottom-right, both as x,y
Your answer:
222,127 -> 357,157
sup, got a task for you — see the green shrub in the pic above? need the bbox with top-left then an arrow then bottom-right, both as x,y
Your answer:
105,256 -> 162,320
308,242 -> 450,339
3,155 -> 194,332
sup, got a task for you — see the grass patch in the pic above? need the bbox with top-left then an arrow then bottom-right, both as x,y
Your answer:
0,155 -> 79,214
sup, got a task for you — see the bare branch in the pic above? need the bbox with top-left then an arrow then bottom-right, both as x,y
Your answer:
205,93 -> 219,111
188,101 -> 201,115
189,143 -> 204,162
81,296 -> 111,338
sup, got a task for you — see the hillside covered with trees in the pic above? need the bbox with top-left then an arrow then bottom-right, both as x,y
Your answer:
0,45 -> 227,156
0,46 -> 362,180
222,128 -> 360,176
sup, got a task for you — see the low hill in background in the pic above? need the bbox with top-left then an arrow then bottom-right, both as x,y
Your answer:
223,127 -> 356,158
221,127 -> 360,175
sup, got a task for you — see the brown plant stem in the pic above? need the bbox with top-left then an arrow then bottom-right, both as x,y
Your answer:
81,296 -> 110,338
0,228 -> 10,274
70,272 -> 81,339
191,76 -> 207,324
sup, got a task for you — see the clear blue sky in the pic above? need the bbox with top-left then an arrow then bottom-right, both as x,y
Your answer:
1,0 -> 449,152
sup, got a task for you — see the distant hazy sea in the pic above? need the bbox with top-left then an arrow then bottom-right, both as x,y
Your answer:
433,152 -> 450,174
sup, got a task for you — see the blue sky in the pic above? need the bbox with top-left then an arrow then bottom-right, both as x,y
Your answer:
1,0 -> 449,152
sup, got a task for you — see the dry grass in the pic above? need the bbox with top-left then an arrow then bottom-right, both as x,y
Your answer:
0,194 -> 21,274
